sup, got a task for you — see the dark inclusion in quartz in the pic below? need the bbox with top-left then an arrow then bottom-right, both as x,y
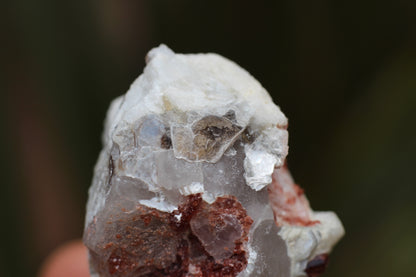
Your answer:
84,194 -> 253,277
305,254 -> 329,277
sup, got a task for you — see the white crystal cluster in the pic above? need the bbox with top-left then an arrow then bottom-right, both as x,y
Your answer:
84,45 -> 344,277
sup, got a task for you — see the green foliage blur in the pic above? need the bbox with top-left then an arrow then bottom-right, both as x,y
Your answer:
2,0 -> 416,276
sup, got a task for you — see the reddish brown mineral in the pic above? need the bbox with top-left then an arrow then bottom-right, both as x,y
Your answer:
84,194 -> 252,277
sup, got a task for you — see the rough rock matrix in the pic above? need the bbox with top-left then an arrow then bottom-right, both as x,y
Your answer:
83,45 -> 344,277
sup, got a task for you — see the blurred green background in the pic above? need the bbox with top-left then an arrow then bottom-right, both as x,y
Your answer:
2,0 -> 416,276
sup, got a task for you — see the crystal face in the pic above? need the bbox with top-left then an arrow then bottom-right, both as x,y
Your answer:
83,45 -> 344,277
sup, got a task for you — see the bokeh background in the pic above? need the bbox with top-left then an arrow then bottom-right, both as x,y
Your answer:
2,1 -> 416,276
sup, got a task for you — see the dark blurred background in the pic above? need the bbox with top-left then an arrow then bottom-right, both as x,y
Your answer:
2,0 -> 416,276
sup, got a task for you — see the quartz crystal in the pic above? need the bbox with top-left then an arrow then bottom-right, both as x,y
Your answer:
83,45 -> 344,277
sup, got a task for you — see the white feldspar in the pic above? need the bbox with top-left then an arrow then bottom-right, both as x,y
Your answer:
84,44 -> 344,277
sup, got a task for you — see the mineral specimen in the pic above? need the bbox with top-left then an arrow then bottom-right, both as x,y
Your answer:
83,45 -> 344,277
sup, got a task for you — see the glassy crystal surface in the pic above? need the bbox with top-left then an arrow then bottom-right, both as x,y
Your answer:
83,45 -> 344,277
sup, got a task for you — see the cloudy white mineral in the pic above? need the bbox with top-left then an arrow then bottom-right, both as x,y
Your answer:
83,44 -> 344,277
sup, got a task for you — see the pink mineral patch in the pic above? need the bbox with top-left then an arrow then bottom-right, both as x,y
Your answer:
268,164 -> 319,226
